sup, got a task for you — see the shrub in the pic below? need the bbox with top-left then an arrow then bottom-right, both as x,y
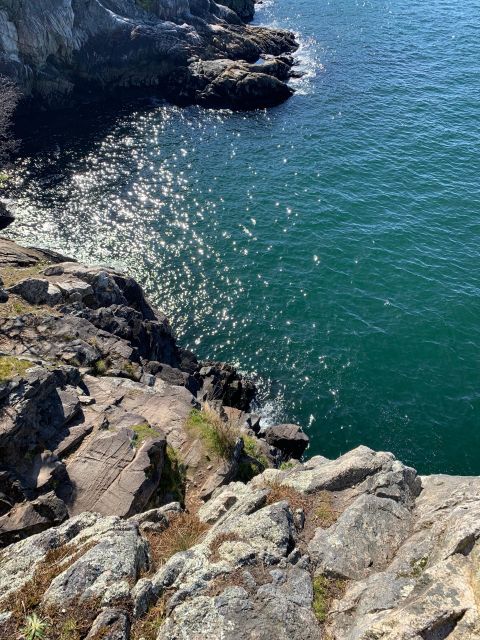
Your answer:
186,408 -> 237,460
93,358 -> 108,375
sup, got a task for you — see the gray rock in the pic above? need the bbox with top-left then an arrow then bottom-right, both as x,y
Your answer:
264,423 -> 310,459
66,427 -> 166,517
309,494 -> 412,580
0,0 -> 297,111
0,492 -> 67,545
282,445 -> 396,493
86,608 -> 130,640
9,277 -> 62,305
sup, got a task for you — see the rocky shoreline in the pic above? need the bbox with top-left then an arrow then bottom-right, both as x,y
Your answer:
1,236 -> 480,639
0,0 -> 299,111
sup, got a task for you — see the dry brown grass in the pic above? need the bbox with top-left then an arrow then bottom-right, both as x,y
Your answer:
0,541 -> 97,639
265,483 -> 339,544
144,512 -> 209,572
205,561 -> 273,598
130,595 -> 168,640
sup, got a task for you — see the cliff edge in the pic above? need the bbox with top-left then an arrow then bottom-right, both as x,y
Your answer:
0,238 -> 479,640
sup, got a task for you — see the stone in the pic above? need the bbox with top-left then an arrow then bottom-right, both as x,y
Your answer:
66,427 -> 166,517
0,492 -> 68,546
86,608 -> 130,640
0,202 -> 14,230
9,277 -> 63,305
0,1 -> 298,112
43,519 -> 149,606
308,494 -> 412,580
264,423 -> 310,459
282,445 -> 396,493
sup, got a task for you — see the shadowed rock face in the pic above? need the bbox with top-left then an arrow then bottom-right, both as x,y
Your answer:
0,0 -> 298,110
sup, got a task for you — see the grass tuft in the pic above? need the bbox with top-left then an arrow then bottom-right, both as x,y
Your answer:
242,435 -> 269,469
0,355 -> 34,383
144,512 -> 208,572
130,423 -> 160,447
186,408 -> 237,460
93,358 -> 108,376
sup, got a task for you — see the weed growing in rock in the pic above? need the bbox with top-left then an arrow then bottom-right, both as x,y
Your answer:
22,613 -> 47,640
186,408 -> 237,460
122,360 -> 137,379
93,358 -> 108,375
0,355 -> 34,382
279,461 -> 296,470
312,575 -> 346,623
243,435 -> 269,468
130,423 -> 160,447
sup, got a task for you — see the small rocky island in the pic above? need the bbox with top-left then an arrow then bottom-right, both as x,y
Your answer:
1,236 -> 479,640
0,0 -> 299,110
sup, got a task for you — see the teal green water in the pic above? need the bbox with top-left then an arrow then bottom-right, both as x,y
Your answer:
6,0 -> 480,474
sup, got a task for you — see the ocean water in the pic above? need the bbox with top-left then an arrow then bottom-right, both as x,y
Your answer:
5,0 -> 480,474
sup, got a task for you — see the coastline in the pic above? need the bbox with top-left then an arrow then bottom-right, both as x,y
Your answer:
1,236 -> 480,639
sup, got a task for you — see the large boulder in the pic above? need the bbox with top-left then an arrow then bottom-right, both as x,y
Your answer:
264,423 -> 310,460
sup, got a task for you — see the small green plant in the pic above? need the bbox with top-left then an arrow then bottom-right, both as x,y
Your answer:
136,0 -> 156,11
0,356 -> 34,383
186,408 -> 237,460
22,613 -> 47,640
93,358 -> 108,376
122,360 -> 137,379
279,460 -> 295,470
130,423 -> 159,447
59,618 -> 80,640
312,575 -> 345,623
243,435 -> 269,469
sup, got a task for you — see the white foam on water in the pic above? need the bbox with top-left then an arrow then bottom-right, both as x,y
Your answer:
290,34 -> 322,95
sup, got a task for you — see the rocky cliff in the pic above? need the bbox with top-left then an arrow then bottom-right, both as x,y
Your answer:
1,237 -> 479,640
0,0 -> 298,110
